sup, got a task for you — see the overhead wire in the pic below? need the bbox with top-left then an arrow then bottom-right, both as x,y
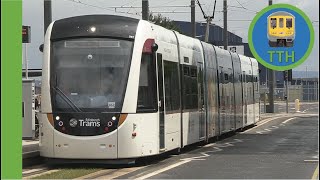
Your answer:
65,0 -> 260,34
64,0 -> 141,16
196,0 -> 208,18
119,0 -> 139,7
205,0 -> 214,16
233,0 -> 259,13
153,0 -> 181,7
107,5 -> 191,9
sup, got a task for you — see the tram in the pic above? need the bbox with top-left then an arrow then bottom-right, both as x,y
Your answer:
39,15 -> 260,163
268,11 -> 295,47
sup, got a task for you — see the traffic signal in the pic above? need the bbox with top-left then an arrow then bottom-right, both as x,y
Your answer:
288,69 -> 292,81
22,26 -> 31,43
283,69 -> 292,81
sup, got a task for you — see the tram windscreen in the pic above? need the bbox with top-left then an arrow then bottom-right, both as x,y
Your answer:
286,18 -> 293,28
51,38 -> 133,112
279,18 -> 284,28
270,18 -> 277,29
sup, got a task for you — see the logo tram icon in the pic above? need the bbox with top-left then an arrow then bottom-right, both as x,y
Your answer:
267,11 -> 295,47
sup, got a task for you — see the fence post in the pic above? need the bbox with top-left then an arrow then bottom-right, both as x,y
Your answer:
264,92 -> 267,113
295,99 -> 300,112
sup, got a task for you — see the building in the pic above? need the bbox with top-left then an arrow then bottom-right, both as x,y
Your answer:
174,21 -> 243,46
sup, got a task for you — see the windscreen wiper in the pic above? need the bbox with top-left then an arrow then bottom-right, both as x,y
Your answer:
52,86 -> 82,112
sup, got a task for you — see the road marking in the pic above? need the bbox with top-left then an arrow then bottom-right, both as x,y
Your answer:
242,117 -> 282,133
256,125 -> 279,134
23,168 -> 47,175
248,116 -> 298,134
304,160 -> 319,162
97,167 -> 143,179
204,143 -> 216,147
181,139 -> 242,161
135,160 -> 191,180
311,164 -> 319,180
282,117 -> 296,124
23,170 -> 60,179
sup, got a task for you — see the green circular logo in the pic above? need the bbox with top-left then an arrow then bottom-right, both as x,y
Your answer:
248,4 -> 314,71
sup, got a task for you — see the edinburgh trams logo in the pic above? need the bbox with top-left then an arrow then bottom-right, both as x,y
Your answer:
69,118 -> 101,127
69,118 -> 78,127
248,4 -> 314,71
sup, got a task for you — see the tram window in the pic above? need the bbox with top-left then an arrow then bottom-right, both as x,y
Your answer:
184,57 -> 189,63
183,66 -> 190,76
164,61 -> 180,112
51,38 -> 133,112
190,67 -> 197,77
286,18 -> 293,28
183,65 -> 198,110
270,18 -> 277,28
224,73 -> 229,81
279,18 -> 284,28
137,54 -> 157,112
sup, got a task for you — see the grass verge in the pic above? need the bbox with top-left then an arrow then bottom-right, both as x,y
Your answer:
31,168 -> 102,179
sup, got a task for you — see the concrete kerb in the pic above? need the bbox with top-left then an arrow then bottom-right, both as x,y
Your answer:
23,141 -> 39,158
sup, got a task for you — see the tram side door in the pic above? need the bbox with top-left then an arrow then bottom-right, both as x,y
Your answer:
198,62 -> 205,140
157,53 -> 165,150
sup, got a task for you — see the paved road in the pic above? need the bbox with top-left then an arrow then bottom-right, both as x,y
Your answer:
117,115 -> 319,179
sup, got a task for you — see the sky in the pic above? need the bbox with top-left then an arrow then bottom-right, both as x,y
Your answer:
22,0 -> 319,72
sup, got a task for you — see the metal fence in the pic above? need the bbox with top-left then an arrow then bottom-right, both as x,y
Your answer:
259,79 -> 319,114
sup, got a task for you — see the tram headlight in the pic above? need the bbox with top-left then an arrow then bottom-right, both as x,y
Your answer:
55,116 -> 60,120
90,26 -> 96,33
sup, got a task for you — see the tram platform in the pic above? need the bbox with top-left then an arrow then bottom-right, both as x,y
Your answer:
23,140 -> 39,159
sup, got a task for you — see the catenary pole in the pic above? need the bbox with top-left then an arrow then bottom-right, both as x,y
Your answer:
223,0 -> 228,49
142,0 -> 149,21
191,0 -> 196,38
267,0 -> 275,113
44,0 -> 52,35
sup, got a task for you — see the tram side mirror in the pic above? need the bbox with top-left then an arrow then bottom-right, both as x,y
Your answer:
39,44 -> 44,52
151,43 -> 158,52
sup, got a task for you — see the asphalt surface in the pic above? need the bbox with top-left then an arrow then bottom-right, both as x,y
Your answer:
117,115 -> 319,179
